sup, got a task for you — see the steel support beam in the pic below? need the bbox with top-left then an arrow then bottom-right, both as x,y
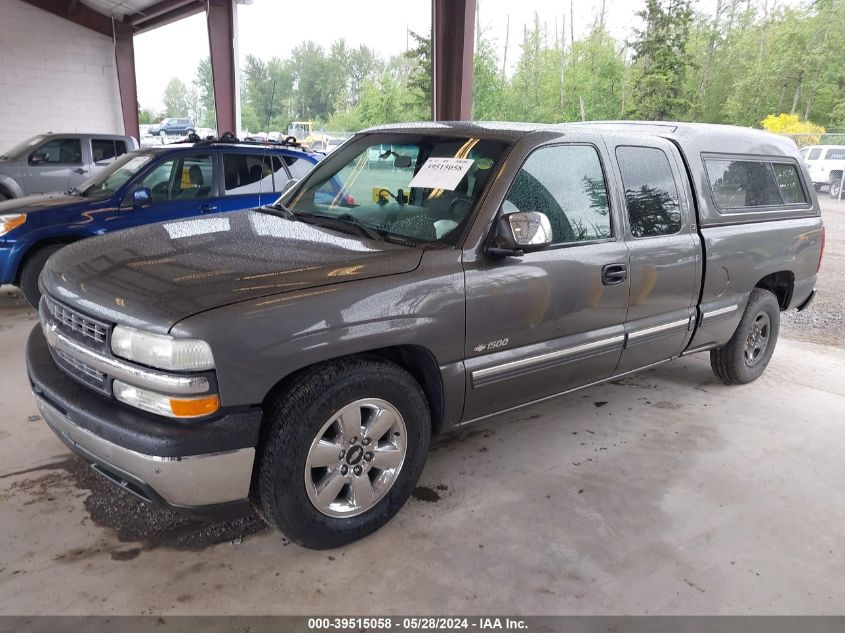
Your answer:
21,0 -> 112,36
432,0 -> 476,120
130,0 -> 205,35
113,21 -> 140,141
206,0 -> 238,136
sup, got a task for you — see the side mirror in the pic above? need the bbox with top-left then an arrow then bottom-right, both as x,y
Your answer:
394,155 -> 412,169
488,211 -> 553,257
29,152 -> 47,165
132,187 -> 152,206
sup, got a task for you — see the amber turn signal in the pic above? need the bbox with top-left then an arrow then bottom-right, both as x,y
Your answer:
169,394 -> 220,418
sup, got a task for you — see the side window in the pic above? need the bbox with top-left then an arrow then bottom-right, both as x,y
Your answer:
771,163 -> 808,204
616,146 -> 682,238
704,159 -> 805,209
503,145 -> 612,244
115,140 -> 127,157
29,138 -> 82,165
223,154 -> 275,195
139,154 -> 213,202
270,156 -> 290,191
807,149 -> 822,161
285,155 -> 313,180
825,149 -> 845,160
92,139 -> 120,163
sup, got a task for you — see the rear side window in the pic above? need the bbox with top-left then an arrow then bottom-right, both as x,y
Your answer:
616,146 -> 682,238
92,139 -> 127,163
771,163 -> 807,204
825,149 -> 845,160
504,144 -> 612,244
705,159 -> 807,210
223,154 -> 276,195
284,155 -> 312,179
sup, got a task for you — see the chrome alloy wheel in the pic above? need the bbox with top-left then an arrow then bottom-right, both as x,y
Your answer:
744,311 -> 771,367
304,398 -> 407,518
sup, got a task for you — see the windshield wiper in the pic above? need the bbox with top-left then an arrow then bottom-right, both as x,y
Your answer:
309,213 -> 382,241
257,201 -> 298,221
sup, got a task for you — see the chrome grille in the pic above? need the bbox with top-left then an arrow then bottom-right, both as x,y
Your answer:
54,348 -> 106,383
45,298 -> 108,345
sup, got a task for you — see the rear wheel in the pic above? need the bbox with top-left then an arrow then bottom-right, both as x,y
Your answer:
253,358 -> 431,549
710,288 -> 780,385
830,179 -> 842,199
19,244 -> 65,307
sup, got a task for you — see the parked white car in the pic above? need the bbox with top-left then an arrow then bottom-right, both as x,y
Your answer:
800,144 -> 845,198
0,133 -> 138,200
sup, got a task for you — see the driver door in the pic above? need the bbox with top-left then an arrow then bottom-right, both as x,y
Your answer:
22,137 -> 83,194
117,153 -> 219,229
462,142 -> 630,420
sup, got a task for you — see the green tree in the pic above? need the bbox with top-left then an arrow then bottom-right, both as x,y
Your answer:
627,0 -> 695,120
138,107 -> 159,125
194,57 -> 216,129
162,77 -> 192,118
473,29 -> 507,119
404,30 -> 432,119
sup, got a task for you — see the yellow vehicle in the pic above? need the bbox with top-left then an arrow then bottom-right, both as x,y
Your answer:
287,121 -> 333,151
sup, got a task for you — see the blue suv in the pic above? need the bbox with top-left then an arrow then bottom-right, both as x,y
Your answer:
0,139 -> 321,305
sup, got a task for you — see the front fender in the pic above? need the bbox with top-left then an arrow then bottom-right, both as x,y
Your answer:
171,249 -> 467,409
0,174 -> 23,199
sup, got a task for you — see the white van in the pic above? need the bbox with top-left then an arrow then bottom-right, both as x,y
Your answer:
799,144 -> 845,198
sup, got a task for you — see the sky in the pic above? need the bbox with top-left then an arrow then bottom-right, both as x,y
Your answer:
133,0 -> 721,113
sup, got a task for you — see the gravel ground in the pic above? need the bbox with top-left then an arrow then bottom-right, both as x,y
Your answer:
780,198 -> 844,347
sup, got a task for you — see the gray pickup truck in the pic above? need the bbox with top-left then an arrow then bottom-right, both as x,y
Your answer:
26,122 -> 824,548
0,133 -> 138,199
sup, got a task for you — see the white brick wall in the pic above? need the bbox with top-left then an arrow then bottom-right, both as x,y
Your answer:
0,0 -> 125,151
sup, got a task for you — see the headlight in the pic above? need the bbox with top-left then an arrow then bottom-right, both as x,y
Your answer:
111,325 -> 215,371
0,214 -> 26,236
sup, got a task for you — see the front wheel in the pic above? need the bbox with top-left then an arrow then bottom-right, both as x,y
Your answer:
19,244 -> 66,307
830,179 -> 842,199
710,288 -> 780,385
253,358 -> 431,549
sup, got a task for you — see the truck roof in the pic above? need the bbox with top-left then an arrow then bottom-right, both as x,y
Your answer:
361,120 -> 799,157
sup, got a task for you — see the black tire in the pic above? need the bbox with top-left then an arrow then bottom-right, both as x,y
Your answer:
186,128 -> 196,136
158,129 -> 167,137
830,179 -> 842,199
0,192 -> 8,201
19,244 -> 65,307
710,288 -> 780,385
253,358 -> 431,549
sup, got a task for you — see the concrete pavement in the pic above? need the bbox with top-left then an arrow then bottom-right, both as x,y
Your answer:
1,294 -> 843,615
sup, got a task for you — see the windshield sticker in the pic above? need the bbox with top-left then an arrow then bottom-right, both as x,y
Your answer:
475,157 -> 494,170
409,157 -> 475,190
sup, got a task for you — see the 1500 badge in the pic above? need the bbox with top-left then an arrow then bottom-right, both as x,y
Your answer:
473,338 -> 509,353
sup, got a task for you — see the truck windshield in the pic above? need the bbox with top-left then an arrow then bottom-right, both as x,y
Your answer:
75,152 -> 154,198
282,134 -> 510,245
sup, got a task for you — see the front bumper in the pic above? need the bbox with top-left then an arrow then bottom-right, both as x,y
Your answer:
27,325 -> 262,518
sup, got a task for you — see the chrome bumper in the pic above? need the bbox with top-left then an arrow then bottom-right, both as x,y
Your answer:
36,395 -> 255,508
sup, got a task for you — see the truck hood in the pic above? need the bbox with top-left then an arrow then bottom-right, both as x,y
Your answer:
42,210 -> 424,332
0,192 -> 87,215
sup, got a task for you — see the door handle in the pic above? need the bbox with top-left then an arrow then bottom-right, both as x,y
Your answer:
601,263 -> 627,286
198,203 -> 218,213
74,168 -> 87,175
